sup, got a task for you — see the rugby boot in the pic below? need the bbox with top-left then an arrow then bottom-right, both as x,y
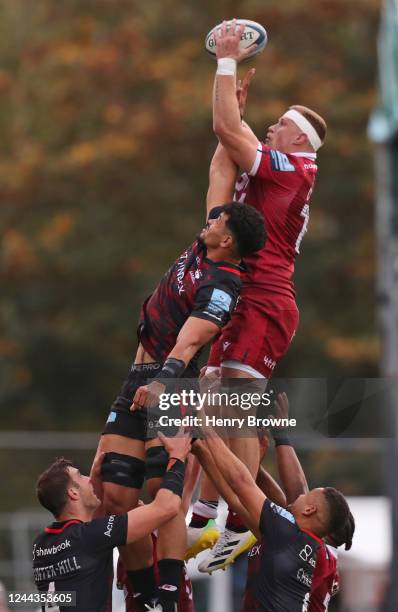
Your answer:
198,528 -> 257,573
185,519 -> 220,560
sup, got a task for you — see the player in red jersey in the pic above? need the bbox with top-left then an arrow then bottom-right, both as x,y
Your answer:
188,20 -> 328,570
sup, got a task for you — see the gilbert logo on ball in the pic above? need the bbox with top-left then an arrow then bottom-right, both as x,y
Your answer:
205,19 -> 268,60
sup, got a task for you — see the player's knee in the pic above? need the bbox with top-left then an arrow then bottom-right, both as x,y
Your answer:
101,451 -> 145,494
146,477 -> 162,500
102,487 -> 136,515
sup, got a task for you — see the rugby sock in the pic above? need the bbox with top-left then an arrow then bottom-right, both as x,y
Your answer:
226,509 -> 247,533
157,558 -> 184,610
189,499 -> 218,527
126,567 -> 157,611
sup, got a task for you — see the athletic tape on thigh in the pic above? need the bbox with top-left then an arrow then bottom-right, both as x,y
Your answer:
145,446 -> 169,480
101,452 -> 145,489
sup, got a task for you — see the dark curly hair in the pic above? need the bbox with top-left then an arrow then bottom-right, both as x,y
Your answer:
214,202 -> 266,258
323,487 -> 351,538
328,510 -> 355,551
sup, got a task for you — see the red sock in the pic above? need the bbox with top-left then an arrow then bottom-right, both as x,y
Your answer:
226,510 -> 247,533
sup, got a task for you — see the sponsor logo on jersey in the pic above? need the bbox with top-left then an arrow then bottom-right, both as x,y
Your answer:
297,567 -> 312,587
248,543 -> 262,558
299,544 -> 316,567
106,411 -> 117,424
270,150 -> 296,172
33,540 -> 71,559
104,515 -> 115,537
302,592 -> 310,612
264,355 -> 276,370
223,341 -> 231,352
189,269 -> 202,283
304,163 -> 317,170
176,251 -> 189,295
160,584 -> 178,592
207,289 -> 232,314
270,502 -> 295,524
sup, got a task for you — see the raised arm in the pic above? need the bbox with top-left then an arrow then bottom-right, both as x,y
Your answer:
271,393 -> 309,504
192,439 -> 259,536
206,144 -> 238,217
125,433 -> 191,542
200,425 -> 265,532
213,22 -> 260,172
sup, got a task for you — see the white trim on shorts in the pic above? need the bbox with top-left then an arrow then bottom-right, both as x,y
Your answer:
221,360 -> 266,379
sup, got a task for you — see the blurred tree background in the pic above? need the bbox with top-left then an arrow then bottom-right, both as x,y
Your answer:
0,0 -> 382,507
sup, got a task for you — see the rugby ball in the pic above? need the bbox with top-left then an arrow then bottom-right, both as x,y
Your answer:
205,19 -> 268,60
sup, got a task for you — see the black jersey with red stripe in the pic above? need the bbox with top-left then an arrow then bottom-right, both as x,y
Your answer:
139,239 -> 242,367
243,501 -> 323,612
33,515 -> 127,612
242,535 -> 338,612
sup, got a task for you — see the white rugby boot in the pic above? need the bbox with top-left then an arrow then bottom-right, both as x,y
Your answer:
198,528 -> 257,573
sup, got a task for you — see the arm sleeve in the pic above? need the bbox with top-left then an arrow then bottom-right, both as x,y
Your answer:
80,514 -> 128,554
191,269 -> 240,328
250,144 -> 298,182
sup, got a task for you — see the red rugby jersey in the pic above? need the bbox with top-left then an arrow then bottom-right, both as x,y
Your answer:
309,544 -> 339,612
234,144 -> 318,298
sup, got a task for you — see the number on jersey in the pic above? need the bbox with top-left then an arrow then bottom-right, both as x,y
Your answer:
295,204 -> 310,254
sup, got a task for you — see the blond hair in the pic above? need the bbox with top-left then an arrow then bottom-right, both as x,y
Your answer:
289,105 -> 327,144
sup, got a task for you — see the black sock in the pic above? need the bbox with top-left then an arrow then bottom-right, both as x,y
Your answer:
126,567 -> 158,611
157,558 -> 184,611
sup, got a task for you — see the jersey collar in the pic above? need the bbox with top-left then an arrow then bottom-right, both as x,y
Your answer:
290,152 -> 317,159
204,257 -> 244,274
300,527 -> 324,544
45,519 -> 83,534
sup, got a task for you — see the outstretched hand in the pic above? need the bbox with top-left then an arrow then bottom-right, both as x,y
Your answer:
215,20 -> 257,63
274,392 -> 290,420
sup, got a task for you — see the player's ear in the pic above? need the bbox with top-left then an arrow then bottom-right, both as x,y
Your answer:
294,132 -> 309,147
302,503 -> 317,517
221,233 -> 234,249
67,485 -> 80,501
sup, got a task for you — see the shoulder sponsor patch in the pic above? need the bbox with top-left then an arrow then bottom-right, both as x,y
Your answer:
206,288 -> 232,316
270,150 -> 295,172
106,411 -> 117,424
270,502 -> 296,524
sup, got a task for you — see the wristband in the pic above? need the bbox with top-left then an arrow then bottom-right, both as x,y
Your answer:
216,58 -> 237,76
155,357 -> 185,393
271,428 -> 292,447
160,458 -> 185,498
157,358 -> 185,379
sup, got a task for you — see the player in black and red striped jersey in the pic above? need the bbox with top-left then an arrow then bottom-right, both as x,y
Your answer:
91,201 -> 265,612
